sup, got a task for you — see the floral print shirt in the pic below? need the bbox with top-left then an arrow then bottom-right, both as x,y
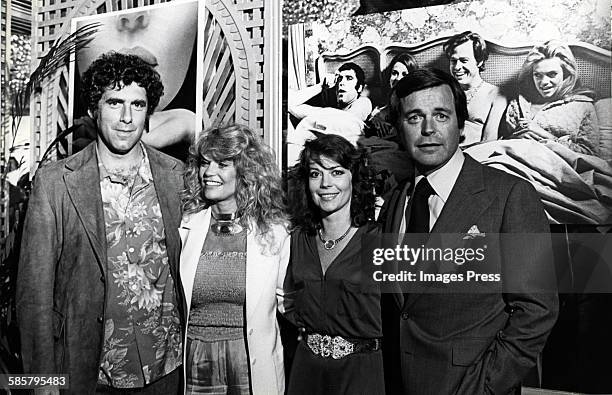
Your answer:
97,146 -> 182,388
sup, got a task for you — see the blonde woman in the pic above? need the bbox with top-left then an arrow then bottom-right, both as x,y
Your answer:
505,40 -> 600,156
179,124 -> 290,394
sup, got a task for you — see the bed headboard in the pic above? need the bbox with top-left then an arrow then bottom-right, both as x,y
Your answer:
316,37 -> 611,109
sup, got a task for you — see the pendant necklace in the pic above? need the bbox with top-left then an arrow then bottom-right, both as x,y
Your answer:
211,212 -> 243,236
318,225 -> 351,250
465,79 -> 484,105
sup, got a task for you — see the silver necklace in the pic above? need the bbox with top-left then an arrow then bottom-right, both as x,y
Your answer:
465,79 -> 484,105
211,212 -> 243,236
318,226 -> 351,250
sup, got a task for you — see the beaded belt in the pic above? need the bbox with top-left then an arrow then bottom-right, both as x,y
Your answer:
304,332 -> 381,359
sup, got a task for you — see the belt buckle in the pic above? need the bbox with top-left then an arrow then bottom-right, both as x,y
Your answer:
307,334 -> 354,359
331,336 -> 354,359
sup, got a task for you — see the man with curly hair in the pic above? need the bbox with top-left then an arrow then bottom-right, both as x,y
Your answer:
17,52 -> 185,394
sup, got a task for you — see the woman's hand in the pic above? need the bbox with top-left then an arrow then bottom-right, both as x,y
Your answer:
511,118 -> 556,141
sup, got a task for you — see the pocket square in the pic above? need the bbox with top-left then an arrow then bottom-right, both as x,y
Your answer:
463,225 -> 485,239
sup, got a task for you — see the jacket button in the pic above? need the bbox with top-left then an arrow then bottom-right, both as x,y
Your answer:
97,316 -> 103,323
251,358 -> 256,365
401,313 -> 409,320
100,276 -> 105,283
249,329 -> 254,335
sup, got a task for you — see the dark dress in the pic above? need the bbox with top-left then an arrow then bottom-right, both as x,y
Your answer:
286,225 -> 385,395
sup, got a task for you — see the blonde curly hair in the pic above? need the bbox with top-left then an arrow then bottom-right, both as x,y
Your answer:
182,124 -> 288,240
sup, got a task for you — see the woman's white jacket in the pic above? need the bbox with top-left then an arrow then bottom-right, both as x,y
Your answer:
179,209 -> 291,395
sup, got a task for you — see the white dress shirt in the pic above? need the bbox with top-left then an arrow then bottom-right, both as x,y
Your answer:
400,148 -> 465,233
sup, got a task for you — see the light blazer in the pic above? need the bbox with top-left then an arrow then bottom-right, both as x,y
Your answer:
16,142 -> 185,394
380,154 -> 559,395
179,209 -> 291,395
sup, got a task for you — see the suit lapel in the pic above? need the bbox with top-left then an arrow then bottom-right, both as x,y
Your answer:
147,146 -> 182,281
430,156 -> 492,234
382,181 -> 413,309
385,180 -> 413,234
402,156 -> 494,312
63,143 -> 107,275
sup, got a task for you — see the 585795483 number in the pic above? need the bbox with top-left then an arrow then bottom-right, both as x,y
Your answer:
1,374 -> 69,389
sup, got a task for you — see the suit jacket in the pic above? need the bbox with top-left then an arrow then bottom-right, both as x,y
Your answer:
16,142 -> 185,394
179,209 -> 291,395
380,154 -> 558,395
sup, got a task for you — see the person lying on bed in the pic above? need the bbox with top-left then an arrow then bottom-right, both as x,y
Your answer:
287,63 -> 372,165
504,40 -> 601,157
288,62 -> 372,123
366,53 -> 418,139
443,31 -> 507,147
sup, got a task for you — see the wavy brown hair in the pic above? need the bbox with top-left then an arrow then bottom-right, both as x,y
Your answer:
288,134 -> 375,234
182,124 -> 288,240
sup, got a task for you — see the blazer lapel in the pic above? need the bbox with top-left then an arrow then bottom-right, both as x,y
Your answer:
430,156 -> 492,234
63,143 -> 107,275
383,180 -> 413,234
384,181 -> 412,309
147,146 -> 183,281
179,209 -> 211,317
246,230 -> 276,322
402,156 -> 494,312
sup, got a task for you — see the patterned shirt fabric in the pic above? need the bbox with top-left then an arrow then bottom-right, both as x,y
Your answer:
187,225 -> 247,342
97,146 -> 182,388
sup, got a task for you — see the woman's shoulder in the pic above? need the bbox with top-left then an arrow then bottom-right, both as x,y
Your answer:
180,208 -> 209,227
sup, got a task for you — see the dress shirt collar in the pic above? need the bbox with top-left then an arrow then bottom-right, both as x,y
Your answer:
414,148 -> 464,203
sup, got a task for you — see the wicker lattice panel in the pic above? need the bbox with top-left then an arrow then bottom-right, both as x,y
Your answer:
30,0 -> 271,172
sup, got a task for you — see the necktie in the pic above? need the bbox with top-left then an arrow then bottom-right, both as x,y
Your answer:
406,178 -> 435,234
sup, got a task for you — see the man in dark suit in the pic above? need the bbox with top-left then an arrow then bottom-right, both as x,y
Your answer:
17,52 -> 185,394
379,68 -> 558,394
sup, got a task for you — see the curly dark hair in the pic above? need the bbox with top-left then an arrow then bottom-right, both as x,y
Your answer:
81,52 -> 164,116
288,134 -> 375,234
337,62 -> 366,91
182,124 -> 288,239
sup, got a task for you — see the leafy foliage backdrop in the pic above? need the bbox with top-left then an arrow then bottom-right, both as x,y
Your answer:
297,0 -> 610,85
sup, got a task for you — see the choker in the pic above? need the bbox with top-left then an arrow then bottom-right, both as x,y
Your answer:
318,226 -> 351,250
211,212 -> 243,236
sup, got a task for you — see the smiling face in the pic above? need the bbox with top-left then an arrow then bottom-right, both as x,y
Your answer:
77,1 -> 197,110
308,156 -> 352,217
335,69 -> 361,107
390,62 -> 410,89
448,41 -> 482,88
198,155 -> 238,212
398,84 -> 461,175
93,82 -> 148,156
532,57 -> 564,100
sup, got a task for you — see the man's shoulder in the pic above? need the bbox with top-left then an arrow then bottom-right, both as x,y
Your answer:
466,155 -> 537,197
145,144 -> 185,170
35,143 -> 96,179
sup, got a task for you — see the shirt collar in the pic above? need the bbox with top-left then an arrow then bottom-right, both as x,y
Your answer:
414,148 -> 464,204
97,142 -> 152,184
